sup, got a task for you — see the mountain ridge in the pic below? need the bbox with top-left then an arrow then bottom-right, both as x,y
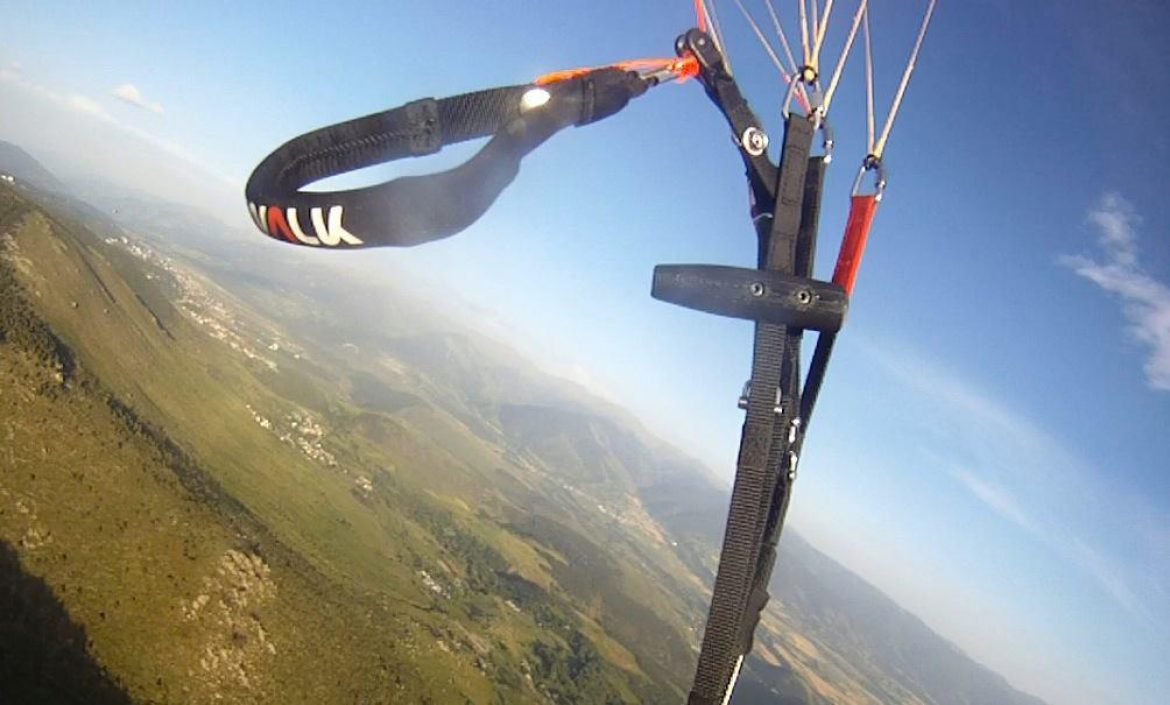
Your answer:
0,140 -> 66,193
0,146 -> 1052,705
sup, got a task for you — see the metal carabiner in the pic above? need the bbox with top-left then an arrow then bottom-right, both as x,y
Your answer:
814,114 -> 834,163
851,154 -> 887,201
780,72 -> 800,120
782,61 -> 823,116
781,71 -> 822,120
783,76 -> 833,167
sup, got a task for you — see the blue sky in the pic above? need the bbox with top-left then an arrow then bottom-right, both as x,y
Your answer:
2,2 -> 1168,704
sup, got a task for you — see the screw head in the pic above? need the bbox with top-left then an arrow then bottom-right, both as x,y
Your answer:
741,127 -> 769,156
796,289 -> 812,305
749,282 -> 765,297
519,88 -> 551,111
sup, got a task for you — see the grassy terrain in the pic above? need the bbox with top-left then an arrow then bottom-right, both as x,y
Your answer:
1,164 -> 1053,705
0,182 -> 687,703
1,188 -> 491,704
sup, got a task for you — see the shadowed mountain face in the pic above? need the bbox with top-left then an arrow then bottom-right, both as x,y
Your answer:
757,534 -> 1050,705
0,147 -> 1050,705
0,141 -> 65,194
0,540 -> 133,705
499,403 -> 676,493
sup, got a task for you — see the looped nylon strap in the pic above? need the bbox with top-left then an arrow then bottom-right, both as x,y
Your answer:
245,68 -> 648,249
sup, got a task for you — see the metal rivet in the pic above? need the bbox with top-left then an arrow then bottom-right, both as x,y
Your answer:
749,282 -> 765,297
519,88 -> 551,111
796,289 -> 812,305
741,127 -> 769,157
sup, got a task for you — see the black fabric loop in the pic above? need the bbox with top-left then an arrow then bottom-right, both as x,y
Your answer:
245,69 -> 648,249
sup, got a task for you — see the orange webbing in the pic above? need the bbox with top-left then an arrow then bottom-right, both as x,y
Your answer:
695,0 -> 710,32
831,194 -> 879,295
534,55 -> 699,86
534,67 -> 598,85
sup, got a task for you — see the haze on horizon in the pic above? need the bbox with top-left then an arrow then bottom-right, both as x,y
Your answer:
2,2 -> 1168,705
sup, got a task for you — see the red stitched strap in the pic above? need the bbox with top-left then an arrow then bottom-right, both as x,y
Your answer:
831,194 -> 878,295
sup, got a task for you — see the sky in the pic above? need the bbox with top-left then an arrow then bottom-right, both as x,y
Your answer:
2,1 -> 1168,704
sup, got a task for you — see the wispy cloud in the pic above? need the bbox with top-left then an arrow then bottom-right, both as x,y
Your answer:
948,463 -> 1151,623
865,339 -> 1167,624
67,93 -> 108,118
1061,193 -> 1170,391
1067,537 -> 1148,622
1,65 -> 111,120
0,61 -> 22,81
112,83 -> 164,114
2,67 -> 235,190
948,467 -> 1035,533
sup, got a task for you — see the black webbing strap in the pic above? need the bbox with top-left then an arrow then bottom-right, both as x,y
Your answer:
245,68 -> 649,249
687,116 -> 815,705
678,29 -> 777,215
739,154 -> 826,656
792,158 -> 834,432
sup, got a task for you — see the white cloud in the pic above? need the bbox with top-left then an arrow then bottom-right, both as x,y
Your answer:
0,61 -> 21,81
2,67 -> 112,121
1061,193 -> 1170,391
864,339 -> 1167,625
3,70 -> 234,190
1067,537 -> 1148,622
948,467 -> 1035,532
948,462 -> 1152,624
112,82 -> 164,114
2,68 -> 242,224
68,93 -> 108,117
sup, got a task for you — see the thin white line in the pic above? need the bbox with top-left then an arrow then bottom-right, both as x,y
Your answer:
811,0 -> 821,49
799,0 -> 811,65
821,0 -> 868,115
720,655 -> 745,705
812,0 -> 837,68
761,0 -> 811,106
733,0 -> 787,76
704,0 -> 735,75
873,0 -> 937,158
864,4 -> 875,152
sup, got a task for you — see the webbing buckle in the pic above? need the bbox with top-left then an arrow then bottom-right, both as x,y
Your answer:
736,382 -> 783,415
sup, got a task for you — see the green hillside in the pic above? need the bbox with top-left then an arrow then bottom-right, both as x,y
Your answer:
0,183 -> 681,703
1,154 -> 1052,705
